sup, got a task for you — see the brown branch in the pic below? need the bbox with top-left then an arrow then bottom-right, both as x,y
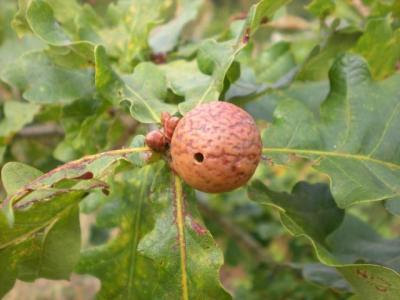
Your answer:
352,0 -> 369,17
17,123 -> 64,137
266,16 -> 311,31
110,114 -> 139,150
196,197 -> 276,264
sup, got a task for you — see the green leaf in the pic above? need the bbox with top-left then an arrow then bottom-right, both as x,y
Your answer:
0,204 -> 81,297
13,0 -> 95,61
101,0 -> 170,69
40,0 -> 83,25
1,146 -> 150,225
1,51 -> 94,104
227,41 -> 299,105
76,166 -> 160,299
0,101 -> 41,165
263,54 -> 400,208
300,13 -> 400,81
94,45 -> 124,100
245,0 -> 291,35
384,199 -> 400,216
241,80 -> 328,122
77,163 -> 230,299
339,265 -> 400,299
177,0 -> 291,114
248,180 -> 400,299
0,35 -> 44,70
139,174 -> 230,299
249,181 -> 345,243
120,0 -> 169,54
297,30 -> 362,81
178,39 -> 238,114
307,0 -> 335,17
27,0 -> 71,46
302,263 -> 351,291
353,17 -> 400,79
253,41 -> 297,84
4,0 -> 400,297
0,248 -> 16,298
282,81 -> 329,116
161,59 -> 214,103
95,45 -> 176,123
125,63 -> 177,122
127,135 -> 156,167
53,97 -> 125,161
1,162 -> 43,195
0,147 -> 6,165
0,146 -> 150,297
15,205 -> 81,281
11,0 -> 31,37
226,68 -> 264,100
149,0 -> 203,53
0,101 -> 40,137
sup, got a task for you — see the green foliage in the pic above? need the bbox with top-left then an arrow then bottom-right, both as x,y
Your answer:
0,0 -> 399,299
2,52 -> 95,103
77,164 -> 229,299
149,0 -> 203,53
1,162 -> 43,195
249,181 -> 400,298
95,45 -> 177,123
353,16 -> 400,79
263,54 -> 400,208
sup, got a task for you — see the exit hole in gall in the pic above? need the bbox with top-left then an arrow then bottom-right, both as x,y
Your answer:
194,152 -> 204,163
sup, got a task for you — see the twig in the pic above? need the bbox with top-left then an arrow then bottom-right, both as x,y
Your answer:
352,0 -> 369,17
196,196 -> 275,264
17,123 -> 64,137
266,16 -> 311,31
110,114 -> 139,150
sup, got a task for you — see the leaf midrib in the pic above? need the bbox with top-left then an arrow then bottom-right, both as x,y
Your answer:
0,204 -> 73,250
195,33 -> 245,109
368,101 -> 400,157
262,147 -> 400,170
126,168 -> 149,298
3,147 -> 150,207
125,83 -> 161,123
174,174 -> 189,300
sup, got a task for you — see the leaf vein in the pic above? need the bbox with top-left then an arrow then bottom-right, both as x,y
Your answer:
262,148 -> 400,170
324,157 -> 365,194
368,101 -> 400,157
126,84 -> 161,123
361,161 -> 400,195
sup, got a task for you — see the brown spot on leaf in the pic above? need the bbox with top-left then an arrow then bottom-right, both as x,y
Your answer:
74,172 -> 94,180
260,16 -> 269,24
356,268 -> 369,279
230,11 -> 247,21
375,285 -> 388,293
242,28 -> 250,44
191,219 -> 207,235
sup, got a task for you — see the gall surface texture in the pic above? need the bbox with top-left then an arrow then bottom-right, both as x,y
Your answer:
171,101 -> 262,193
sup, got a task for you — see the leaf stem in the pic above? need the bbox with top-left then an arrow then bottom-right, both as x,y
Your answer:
173,174 -> 189,300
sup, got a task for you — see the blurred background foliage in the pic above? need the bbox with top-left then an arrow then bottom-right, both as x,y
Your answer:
1,0 -> 400,299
